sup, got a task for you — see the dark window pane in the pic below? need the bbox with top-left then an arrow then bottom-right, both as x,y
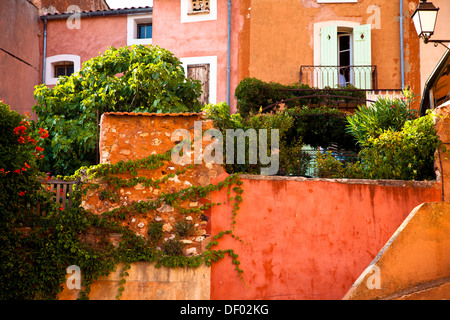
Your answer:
340,51 -> 350,66
137,24 -> 152,39
55,66 -> 65,77
339,35 -> 350,51
66,66 -> 74,76
138,25 -> 145,38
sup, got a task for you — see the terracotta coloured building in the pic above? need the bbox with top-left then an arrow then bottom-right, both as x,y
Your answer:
40,0 -> 241,111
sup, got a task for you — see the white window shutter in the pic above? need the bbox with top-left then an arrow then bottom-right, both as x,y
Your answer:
353,24 -> 372,89
320,25 -> 338,88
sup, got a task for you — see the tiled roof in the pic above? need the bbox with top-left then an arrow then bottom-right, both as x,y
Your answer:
102,112 -> 204,117
40,6 -> 153,19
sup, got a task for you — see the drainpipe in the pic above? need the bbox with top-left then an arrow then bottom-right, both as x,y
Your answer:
42,18 -> 47,84
400,0 -> 405,89
227,0 -> 232,106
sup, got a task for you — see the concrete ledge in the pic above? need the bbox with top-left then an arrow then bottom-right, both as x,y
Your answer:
239,174 -> 439,188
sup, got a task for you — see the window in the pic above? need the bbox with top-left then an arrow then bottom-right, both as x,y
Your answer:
54,62 -> 74,77
137,23 -> 152,39
319,23 -> 372,89
180,56 -> 217,104
127,14 -> 153,45
181,0 -> 217,23
45,54 -> 81,85
338,33 -> 352,86
189,0 -> 210,13
187,64 -> 210,105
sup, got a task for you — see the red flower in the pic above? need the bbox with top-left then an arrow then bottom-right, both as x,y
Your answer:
24,162 -> 30,169
19,191 -> 27,196
38,128 -> 49,139
59,206 -> 64,211
14,125 -> 27,135
18,136 -> 25,144
13,169 -> 21,174
35,146 -> 44,153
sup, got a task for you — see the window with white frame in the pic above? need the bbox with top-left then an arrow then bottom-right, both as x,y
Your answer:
45,54 -> 81,85
180,56 -> 217,105
127,14 -> 153,45
181,0 -> 216,23
314,22 -> 372,89
189,0 -> 210,13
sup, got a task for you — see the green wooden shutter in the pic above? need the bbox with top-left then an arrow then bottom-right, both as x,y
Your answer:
353,24 -> 372,89
320,25 -> 338,88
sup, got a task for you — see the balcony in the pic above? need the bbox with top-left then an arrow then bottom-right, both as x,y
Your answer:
299,65 -> 378,90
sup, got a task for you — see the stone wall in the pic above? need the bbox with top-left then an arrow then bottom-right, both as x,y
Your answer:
60,112 -> 224,300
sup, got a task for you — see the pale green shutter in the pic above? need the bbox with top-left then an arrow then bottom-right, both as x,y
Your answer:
353,24 -> 372,89
320,25 -> 338,88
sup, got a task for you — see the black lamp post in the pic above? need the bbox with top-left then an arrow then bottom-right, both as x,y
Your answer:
411,0 -> 450,46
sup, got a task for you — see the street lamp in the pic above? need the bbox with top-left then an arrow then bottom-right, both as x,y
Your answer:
411,0 -> 450,46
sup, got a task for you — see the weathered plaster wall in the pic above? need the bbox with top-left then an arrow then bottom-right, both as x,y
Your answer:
239,0 -> 421,103
59,112 -> 223,300
44,15 -> 127,64
210,174 -> 441,300
153,0 -> 243,112
59,262 -> 211,300
343,202 -> 450,300
0,0 -> 42,116
33,0 -> 109,13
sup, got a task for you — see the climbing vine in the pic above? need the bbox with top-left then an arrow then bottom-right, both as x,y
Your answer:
1,101 -> 245,300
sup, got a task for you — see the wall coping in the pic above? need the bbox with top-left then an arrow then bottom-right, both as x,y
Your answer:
238,174 -> 439,188
102,112 -> 204,117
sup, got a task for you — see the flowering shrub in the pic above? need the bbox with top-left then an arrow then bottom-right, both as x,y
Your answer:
0,102 -> 48,214
346,90 -> 417,145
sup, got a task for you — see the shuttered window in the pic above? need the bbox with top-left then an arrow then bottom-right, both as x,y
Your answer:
320,24 -> 372,89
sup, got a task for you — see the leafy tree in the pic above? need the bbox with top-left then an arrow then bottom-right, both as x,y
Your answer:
34,45 -> 202,176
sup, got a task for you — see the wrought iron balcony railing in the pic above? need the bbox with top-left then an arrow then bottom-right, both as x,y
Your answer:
299,65 -> 378,90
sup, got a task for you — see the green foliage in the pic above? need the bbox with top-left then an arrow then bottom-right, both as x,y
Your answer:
346,94 -> 417,145
286,106 -> 359,151
357,112 -> 440,180
33,45 -> 202,176
203,102 -> 311,176
0,102 -> 49,223
234,77 -> 365,117
147,221 -> 164,246
316,111 -> 441,181
315,151 -> 362,179
175,219 -> 196,238
160,239 -> 185,256
0,111 -> 246,299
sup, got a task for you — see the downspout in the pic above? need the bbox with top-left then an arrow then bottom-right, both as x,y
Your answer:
42,18 -> 47,84
400,0 -> 405,89
227,0 -> 232,106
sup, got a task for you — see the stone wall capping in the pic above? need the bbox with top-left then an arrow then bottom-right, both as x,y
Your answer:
238,174 -> 439,188
102,111 -> 204,117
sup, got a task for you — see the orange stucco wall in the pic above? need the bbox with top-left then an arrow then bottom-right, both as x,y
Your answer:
238,0 -> 421,103
0,0 -> 42,117
343,202 -> 450,300
210,174 -> 441,300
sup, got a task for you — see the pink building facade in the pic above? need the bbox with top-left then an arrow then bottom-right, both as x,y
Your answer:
42,0 -> 241,110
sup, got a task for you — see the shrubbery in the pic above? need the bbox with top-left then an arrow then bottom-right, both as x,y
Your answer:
315,93 -> 441,181
34,45 -> 203,176
234,77 -> 365,117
